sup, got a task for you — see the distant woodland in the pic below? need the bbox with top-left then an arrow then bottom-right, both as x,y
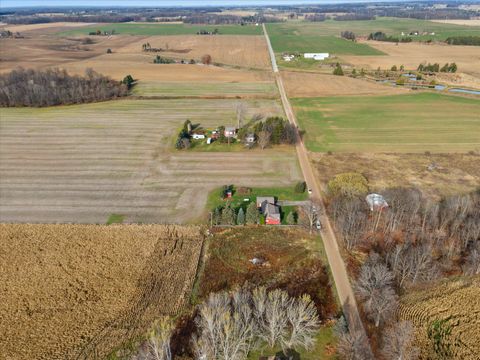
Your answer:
0,68 -> 128,107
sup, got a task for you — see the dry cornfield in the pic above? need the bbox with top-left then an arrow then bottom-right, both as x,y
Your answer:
0,224 -> 205,360
398,276 -> 480,359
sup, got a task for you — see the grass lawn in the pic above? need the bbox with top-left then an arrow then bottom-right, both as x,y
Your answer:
292,92 -> 480,153
247,325 -> 338,360
207,185 -> 308,214
267,18 -> 480,45
58,23 -> 262,36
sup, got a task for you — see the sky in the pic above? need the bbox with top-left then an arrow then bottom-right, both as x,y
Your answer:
0,0 -> 404,9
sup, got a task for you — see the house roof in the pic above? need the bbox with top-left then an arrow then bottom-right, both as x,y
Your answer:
265,203 -> 280,216
257,196 -> 275,208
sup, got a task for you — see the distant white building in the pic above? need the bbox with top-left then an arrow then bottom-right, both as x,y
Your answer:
282,54 -> 295,62
304,53 -> 329,61
192,134 -> 205,140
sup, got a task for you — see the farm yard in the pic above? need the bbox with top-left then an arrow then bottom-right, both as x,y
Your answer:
292,93 -> 480,153
0,224 -> 205,360
311,152 -> 480,199
0,98 -> 303,224
398,276 -> 480,359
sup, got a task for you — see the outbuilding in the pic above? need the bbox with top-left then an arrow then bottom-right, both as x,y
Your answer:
304,53 -> 329,61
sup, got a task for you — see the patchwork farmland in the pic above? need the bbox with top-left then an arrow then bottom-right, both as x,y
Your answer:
0,224 -> 205,359
0,98 -> 302,224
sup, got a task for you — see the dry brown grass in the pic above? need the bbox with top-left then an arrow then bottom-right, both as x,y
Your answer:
311,152 -> 480,199
282,71 -> 407,97
0,224 -> 205,360
0,22 -> 94,33
398,276 -> 480,359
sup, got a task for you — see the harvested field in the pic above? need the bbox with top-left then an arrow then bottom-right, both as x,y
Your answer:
0,224 -> 205,360
292,93 -> 480,153
431,19 -> 480,27
132,80 -> 277,98
0,99 -> 302,224
117,35 -> 271,69
342,41 -> 480,80
398,276 -> 480,359
311,152 -> 480,199
282,71 -> 407,98
0,34 -> 140,74
0,22 -> 94,33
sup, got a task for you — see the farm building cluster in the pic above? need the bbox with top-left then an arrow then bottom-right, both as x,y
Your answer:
282,52 -> 330,62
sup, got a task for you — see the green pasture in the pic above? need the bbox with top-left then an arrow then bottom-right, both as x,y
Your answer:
292,93 -> 480,153
58,23 -> 262,36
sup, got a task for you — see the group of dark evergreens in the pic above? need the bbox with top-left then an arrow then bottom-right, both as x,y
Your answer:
0,68 -> 129,107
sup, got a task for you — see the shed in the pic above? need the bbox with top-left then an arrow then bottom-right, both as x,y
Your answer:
224,126 -> 236,138
245,133 -> 255,143
192,134 -> 205,140
304,53 -> 329,61
366,193 -> 389,211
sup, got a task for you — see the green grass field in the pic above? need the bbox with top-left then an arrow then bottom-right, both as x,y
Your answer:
293,93 -> 480,153
58,23 -> 262,36
266,22 -> 383,55
132,81 -> 277,97
267,18 -> 480,48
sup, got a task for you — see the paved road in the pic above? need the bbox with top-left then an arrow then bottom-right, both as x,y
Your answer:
262,24 -> 370,338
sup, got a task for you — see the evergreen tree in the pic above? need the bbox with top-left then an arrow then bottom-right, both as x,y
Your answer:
236,207 -> 245,225
391,65 -> 397,71
333,63 -> 344,76
286,211 -> 296,225
213,207 -> 221,225
221,202 -> 236,225
449,63 -> 457,73
246,202 -> 259,225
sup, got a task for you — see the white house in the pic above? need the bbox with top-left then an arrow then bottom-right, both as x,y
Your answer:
282,54 -> 295,62
192,134 -> 205,140
304,53 -> 329,61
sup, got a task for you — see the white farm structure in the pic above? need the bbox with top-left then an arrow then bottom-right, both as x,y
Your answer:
304,53 -> 329,61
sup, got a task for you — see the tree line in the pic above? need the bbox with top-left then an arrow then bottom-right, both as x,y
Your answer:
0,68 -> 128,107
445,36 -> 480,46
368,31 -> 412,43
138,286 -> 321,360
417,62 -> 457,73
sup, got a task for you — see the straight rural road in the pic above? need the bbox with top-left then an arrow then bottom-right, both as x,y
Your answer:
263,24 -> 369,339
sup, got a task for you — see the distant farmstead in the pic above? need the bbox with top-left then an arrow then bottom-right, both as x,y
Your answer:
304,53 -> 329,61
224,126 -> 237,138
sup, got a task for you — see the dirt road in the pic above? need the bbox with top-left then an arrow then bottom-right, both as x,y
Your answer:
263,24 -> 370,340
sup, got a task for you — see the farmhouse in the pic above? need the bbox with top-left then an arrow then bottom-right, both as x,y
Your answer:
192,133 -> 205,140
256,196 -> 281,225
224,126 -> 237,138
304,53 -> 329,61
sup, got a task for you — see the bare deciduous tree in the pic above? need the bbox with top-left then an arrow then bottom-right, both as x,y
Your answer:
282,294 -> 320,351
463,242 -> 480,275
336,326 -> 373,360
257,130 -> 271,150
355,254 -> 398,327
298,201 -> 321,234
144,317 -> 174,360
381,321 -> 419,360
236,102 -> 247,129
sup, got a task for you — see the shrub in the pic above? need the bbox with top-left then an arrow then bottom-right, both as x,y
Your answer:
295,181 -> 307,194
106,48 -> 112,54
333,63 -> 344,76
327,172 -> 369,198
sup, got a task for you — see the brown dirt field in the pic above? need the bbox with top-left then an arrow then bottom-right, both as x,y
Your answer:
342,41 -> 480,85
118,34 -> 271,69
0,224 -> 205,360
0,33 -> 273,83
0,34 -> 140,75
311,152 -> 480,199
282,71 -> 407,97
398,276 -> 480,359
